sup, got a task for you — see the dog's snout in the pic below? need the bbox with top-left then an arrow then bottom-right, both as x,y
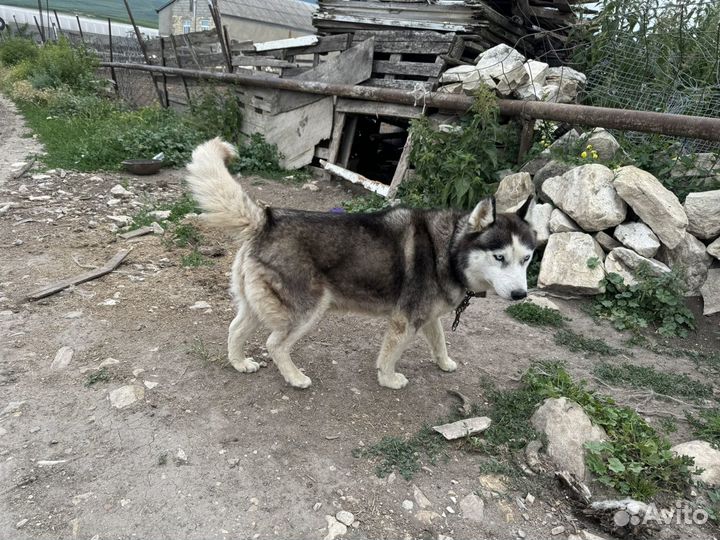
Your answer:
510,290 -> 527,301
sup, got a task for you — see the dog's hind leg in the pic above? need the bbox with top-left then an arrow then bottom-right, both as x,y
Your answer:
421,318 -> 457,372
228,296 -> 261,373
265,297 -> 329,389
376,316 -> 413,389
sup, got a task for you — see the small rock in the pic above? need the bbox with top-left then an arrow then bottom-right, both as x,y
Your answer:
176,448 -> 189,465
107,215 -> 133,226
228,458 -> 240,468
413,485 -> 432,509
594,231 -> 622,252
63,311 -> 83,319
189,301 -> 211,310
531,397 -> 606,480
604,247 -> 670,286
657,232 -> 712,295
109,385 -> 144,409
50,346 -> 74,370
415,510 -> 441,526
551,525 -> 565,535
72,492 -> 94,505
1,401 -> 26,416
313,502 -> 322,511
402,500 -> 414,511
525,295 -> 559,311
336,510 -> 354,526
438,535 -> 454,540
433,417 -> 491,440
708,237 -> 720,260
31,173 -> 52,181
150,210 -> 171,220
446,506 -> 455,514
549,209 -> 579,233
144,380 -> 159,390
301,182 -> 320,192
29,195 -> 51,201
324,515 -> 347,540
459,493 -> 484,522
16,519 -> 28,529
701,269 -> 720,316
584,128 -> 620,161
99,357 -> 120,368
614,166 -> 688,249
150,221 -> 165,235
110,184 -> 134,198
613,222 -> 660,258
525,494 -> 535,505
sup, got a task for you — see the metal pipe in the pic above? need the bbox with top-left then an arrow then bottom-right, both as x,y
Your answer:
99,61 -> 720,142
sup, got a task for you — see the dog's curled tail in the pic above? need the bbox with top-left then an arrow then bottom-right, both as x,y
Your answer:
186,137 -> 265,239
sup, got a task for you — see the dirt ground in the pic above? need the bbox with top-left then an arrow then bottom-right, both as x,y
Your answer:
1,96 -> 719,540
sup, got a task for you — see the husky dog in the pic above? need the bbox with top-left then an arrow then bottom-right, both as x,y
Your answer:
187,138 -> 537,390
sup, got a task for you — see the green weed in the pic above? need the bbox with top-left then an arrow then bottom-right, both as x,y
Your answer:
172,223 -> 202,248
506,303 -> 568,327
593,266 -> 695,338
594,362 -> 713,400
686,409 -> 720,449
181,250 -> 212,268
554,328 -> 621,356
0,36 -> 38,66
84,367 -> 111,387
341,194 -> 392,213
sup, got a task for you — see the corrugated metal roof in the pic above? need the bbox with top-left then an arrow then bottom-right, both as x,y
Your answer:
221,0 -> 316,32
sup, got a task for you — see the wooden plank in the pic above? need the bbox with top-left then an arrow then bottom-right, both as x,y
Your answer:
313,13 -> 468,33
373,59 -> 443,78
275,38 -> 374,113
320,160 -> 390,197
388,132 -> 412,198
27,250 -> 131,300
232,56 -> 299,68
327,111 -> 346,164
315,146 -> 330,160
336,98 -> 423,118
352,30 -> 457,43
339,115 -> 358,168
254,35 -> 318,52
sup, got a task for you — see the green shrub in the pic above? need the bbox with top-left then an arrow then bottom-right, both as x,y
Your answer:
593,265 -> 695,337
29,38 -> 98,92
0,36 -> 38,66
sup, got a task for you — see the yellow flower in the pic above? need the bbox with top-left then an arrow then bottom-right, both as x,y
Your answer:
586,144 -> 593,150
591,151 -> 599,159
581,151 -> 588,159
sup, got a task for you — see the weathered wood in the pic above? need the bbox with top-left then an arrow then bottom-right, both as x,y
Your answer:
122,0 -> 165,106
320,160 -> 390,197
12,158 -> 36,179
170,34 -> 192,105
207,3 -> 233,72
160,37 -> 169,107
118,226 -> 154,240
388,132 -> 412,198
107,18 -> 118,95
232,56 -> 298,68
75,15 -> 84,42
339,115 -> 358,168
518,118 -> 536,162
27,250 -> 131,301
372,59 -> 444,78
336,98 -> 423,118
314,13 -> 468,33
255,35 -> 318,52
365,78 -> 433,91
53,10 -> 63,37
100,62 -> 720,142
327,111 -> 346,164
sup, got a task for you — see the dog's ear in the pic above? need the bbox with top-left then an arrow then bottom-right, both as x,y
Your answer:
468,197 -> 496,232
516,196 -> 534,221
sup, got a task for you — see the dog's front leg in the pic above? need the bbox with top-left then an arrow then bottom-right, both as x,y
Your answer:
421,318 -> 457,372
376,316 -> 413,389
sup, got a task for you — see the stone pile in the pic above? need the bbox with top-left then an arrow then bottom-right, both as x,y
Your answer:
439,44 -> 586,103
494,134 -> 720,315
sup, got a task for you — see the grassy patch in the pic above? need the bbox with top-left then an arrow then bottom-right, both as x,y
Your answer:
593,266 -> 695,338
181,250 -> 213,268
554,328 -> 621,356
594,362 -> 713,400
341,194 -> 392,213
84,367 -> 111,387
128,194 -> 200,231
172,223 -> 203,248
188,337 -> 221,362
506,302 -> 568,327
526,362 -> 694,500
353,426 -> 447,480
686,409 -> 720,448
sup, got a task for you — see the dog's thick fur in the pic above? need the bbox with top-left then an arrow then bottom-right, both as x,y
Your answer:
187,138 -> 537,389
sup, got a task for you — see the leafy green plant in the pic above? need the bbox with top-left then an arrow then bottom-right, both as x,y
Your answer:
593,265 -> 695,337
181,250 -> 213,268
506,302 -> 568,327
404,86 -> 518,209
594,362 -> 713,399
525,362 -> 694,500
29,37 -> 99,92
84,367 -> 111,387
172,223 -> 202,247
686,409 -> 720,449
554,329 -> 621,356
341,194 -> 392,213
230,133 -> 284,176
0,36 -> 38,66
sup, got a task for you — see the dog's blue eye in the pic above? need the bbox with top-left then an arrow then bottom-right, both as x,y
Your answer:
494,255 -> 504,262
523,255 -> 531,262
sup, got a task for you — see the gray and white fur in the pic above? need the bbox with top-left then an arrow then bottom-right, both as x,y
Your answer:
186,138 -> 537,389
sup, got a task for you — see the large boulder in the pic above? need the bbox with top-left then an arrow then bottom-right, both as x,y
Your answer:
657,232 -> 712,295
613,222 -> 660,258
531,397 -> 606,481
701,269 -> 720,316
542,67 -> 586,104
526,203 -> 553,246
538,232 -> 605,294
439,65 -> 496,92
684,190 -> 720,240
515,60 -> 549,101
613,166 -> 688,249
604,247 -> 670,286
475,44 -> 528,96
671,440 -> 720,487
542,164 -> 626,231
495,172 -> 534,213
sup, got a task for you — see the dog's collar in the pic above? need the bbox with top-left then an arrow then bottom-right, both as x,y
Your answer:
451,290 -> 486,331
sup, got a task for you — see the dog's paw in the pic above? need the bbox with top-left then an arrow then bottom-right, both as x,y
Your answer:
230,357 -> 261,373
378,371 -> 409,390
437,357 -> 457,372
287,373 -> 312,389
